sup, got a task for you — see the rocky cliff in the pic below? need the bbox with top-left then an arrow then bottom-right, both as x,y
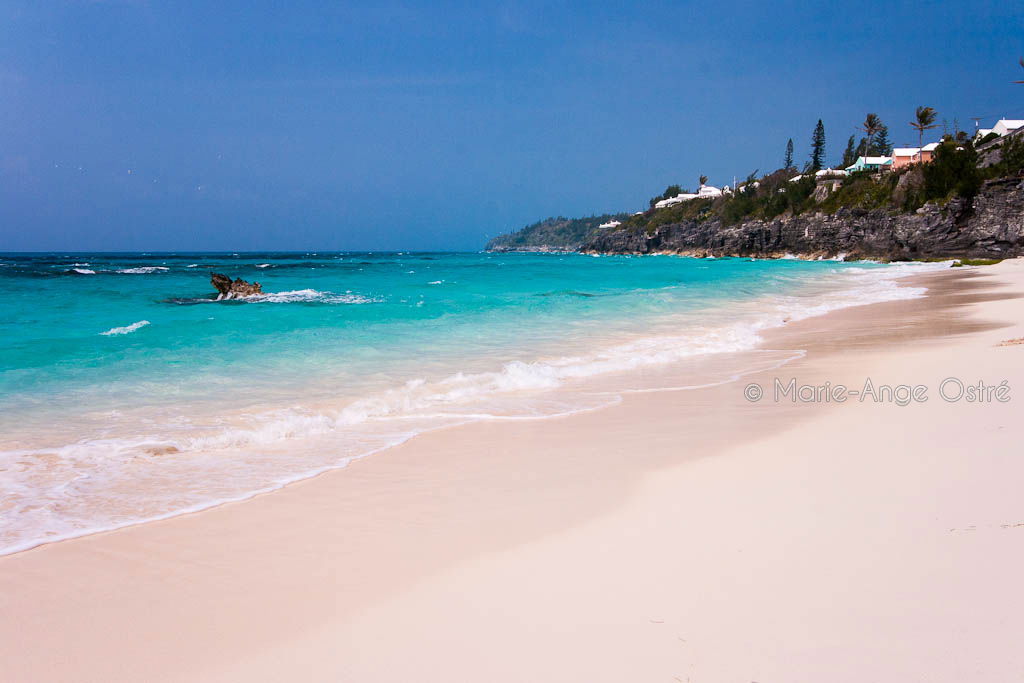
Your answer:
581,177 -> 1024,260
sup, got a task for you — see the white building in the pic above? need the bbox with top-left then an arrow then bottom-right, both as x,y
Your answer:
597,220 -> 621,229
993,119 -> 1024,137
653,193 -> 698,209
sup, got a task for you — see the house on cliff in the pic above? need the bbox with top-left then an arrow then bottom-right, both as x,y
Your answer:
652,184 -> 724,208
892,143 -> 939,169
846,156 -> 893,173
993,119 -> 1024,137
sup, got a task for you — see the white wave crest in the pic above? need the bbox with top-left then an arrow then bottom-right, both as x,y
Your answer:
100,320 -> 151,336
118,266 -> 169,274
71,268 -> 96,274
241,289 -> 380,304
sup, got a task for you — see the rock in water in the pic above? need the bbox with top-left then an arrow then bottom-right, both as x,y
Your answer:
210,273 -> 263,300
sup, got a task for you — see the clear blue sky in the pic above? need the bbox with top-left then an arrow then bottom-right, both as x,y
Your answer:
1,1 -> 1022,251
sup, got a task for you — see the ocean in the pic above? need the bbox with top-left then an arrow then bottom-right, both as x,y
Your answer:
0,251 -> 939,554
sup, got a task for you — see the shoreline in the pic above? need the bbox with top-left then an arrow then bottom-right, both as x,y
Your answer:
0,259 -> 941,558
2,260 -> 1023,681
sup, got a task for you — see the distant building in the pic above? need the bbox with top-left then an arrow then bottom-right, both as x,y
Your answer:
845,156 -> 893,173
892,148 -> 920,169
993,119 -> 1024,137
892,142 -> 941,169
920,142 -> 940,163
653,193 -> 698,209
815,168 -> 849,178
697,184 -> 723,198
598,220 -> 621,229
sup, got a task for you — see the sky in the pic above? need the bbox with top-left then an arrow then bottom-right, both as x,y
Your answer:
1,0 -> 1022,251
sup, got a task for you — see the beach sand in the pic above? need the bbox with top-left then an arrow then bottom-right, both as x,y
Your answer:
2,260 -> 1023,682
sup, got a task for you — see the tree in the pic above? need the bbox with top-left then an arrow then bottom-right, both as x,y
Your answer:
663,184 -> 682,198
859,113 -> 882,159
842,135 -> 857,167
1015,56 -> 1024,84
873,125 -> 892,156
784,138 -> 794,169
810,119 -> 826,171
910,106 -> 939,151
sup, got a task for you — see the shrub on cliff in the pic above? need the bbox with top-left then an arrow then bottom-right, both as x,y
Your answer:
921,140 -> 981,203
983,134 -> 1024,178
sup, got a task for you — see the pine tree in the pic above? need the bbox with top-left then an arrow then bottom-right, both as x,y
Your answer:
810,119 -> 826,171
842,135 -> 857,167
784,138 -> 794,169
873,125 -> 892,156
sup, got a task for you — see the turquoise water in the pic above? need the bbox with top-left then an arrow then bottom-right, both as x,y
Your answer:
0,252 -> 931,553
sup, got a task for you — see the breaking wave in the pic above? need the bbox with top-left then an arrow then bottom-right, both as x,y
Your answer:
118,266 -> 169,274
100,320 -> 151,336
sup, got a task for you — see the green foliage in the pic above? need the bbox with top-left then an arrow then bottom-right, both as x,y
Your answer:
873,125 -> 892,155
784,138 -> 794,169
979,132 -> 999,145
842,136 -> 857,167
921,140 -> 981,202
983,134 -> 1024,178
859,113 -> 882,156
810,119 -> 826,171
486,213 -> 631,251
818,173 -> 900,213
649,184 -> 684,207
910,106 -> 939,147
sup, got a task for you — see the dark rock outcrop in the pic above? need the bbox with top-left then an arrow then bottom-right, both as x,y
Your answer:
211,273 -> 263,299
581,177 -> 1024,261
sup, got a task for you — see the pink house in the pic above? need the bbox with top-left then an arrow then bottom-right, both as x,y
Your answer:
892,143 -> 939,169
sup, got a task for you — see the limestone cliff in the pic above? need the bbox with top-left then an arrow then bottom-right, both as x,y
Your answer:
580,177 -> 1024,260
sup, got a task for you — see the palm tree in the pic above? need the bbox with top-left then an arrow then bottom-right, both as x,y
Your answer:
910,106 -> 939,158
859,113 -> 882,159
699,174 -> 708,188
1015,56 -> 1024,84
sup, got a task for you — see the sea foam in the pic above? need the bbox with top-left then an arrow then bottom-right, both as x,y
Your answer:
100,320 -> 151,336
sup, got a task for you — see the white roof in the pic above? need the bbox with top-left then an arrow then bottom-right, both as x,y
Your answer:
892,147 -> 920,156
597,220 -> 621,229
922,142 -> 940,152
815,168 -> 848,177
653,193 -> 698,209
788,174 -> 804,182
996,119 -> 1024,129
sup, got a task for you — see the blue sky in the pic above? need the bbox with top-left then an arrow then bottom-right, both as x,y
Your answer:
1,0 -> 1022,251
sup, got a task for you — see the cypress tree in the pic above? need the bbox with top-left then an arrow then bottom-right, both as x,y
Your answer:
810,119 -> 826,171
784,138 -> 794,169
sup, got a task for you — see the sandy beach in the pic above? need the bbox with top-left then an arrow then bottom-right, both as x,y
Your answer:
3,260 -> 1023,682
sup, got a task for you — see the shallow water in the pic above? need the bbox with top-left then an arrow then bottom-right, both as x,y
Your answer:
0,251 -> 943,554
